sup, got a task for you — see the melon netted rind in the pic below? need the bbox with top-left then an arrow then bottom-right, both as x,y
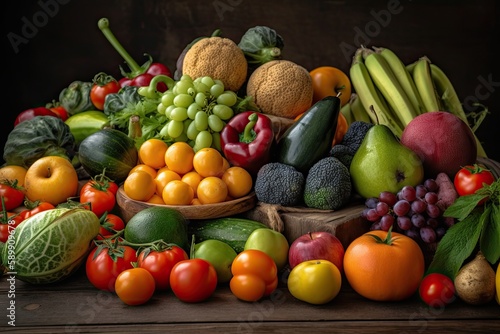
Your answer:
246,60 -> 314,119
182,36 -> 248,92
2,208 -> 100,284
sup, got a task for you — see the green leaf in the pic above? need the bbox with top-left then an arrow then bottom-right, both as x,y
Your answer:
427,208 -> 485,279
443,193 -> 486,220
480,204 -> 500,264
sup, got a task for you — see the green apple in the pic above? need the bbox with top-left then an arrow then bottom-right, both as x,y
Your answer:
193,239 -> 237,284
244,228 -> 289,271
350,123 -> 424,199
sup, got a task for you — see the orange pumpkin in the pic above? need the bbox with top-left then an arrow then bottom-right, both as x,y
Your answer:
343,229 -> 425,301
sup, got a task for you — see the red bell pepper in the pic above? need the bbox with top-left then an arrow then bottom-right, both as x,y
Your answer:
220,111 -> 274,175
98,18 -> 171,92
14,107 -> 58,126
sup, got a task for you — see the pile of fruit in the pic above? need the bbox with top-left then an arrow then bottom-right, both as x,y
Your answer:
1,19 -> 499,309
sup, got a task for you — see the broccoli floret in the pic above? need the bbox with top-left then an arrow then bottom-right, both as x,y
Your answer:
340,121 -> 373,151
303,157 -> 352,210
330,121 -> 373,168
254,162 -> 305,206
330,144 -> 356,168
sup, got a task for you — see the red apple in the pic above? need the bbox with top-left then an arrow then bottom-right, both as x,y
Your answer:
288,231 -> 345,273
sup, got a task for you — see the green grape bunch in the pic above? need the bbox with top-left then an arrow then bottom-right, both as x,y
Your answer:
157,75 -> 237,152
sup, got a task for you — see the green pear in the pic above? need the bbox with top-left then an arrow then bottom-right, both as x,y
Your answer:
350,124 -> 424,199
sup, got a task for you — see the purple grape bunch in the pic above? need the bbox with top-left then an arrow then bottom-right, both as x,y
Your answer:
362,179 -> 454,244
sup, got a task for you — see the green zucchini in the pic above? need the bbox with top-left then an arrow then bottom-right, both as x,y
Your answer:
274,96 -> 341,174
78,128 -> 138,182
188,217 -> 268,253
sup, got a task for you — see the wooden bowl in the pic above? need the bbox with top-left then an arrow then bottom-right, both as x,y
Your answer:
116,186 -> 257,222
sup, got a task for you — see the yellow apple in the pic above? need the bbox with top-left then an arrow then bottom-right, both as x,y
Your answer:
24,156 -> 79,205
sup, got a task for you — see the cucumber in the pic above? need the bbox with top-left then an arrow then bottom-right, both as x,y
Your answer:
188,217 -> 268,253
274,95 -> 341,174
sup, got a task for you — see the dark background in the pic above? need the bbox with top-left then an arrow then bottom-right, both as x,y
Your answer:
2,0 -> 499,163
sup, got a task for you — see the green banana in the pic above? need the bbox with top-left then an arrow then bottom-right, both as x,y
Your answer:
411,56 -> 443,113
349,93 -> 371,124
374,46 -> 426,115
340,100 -> 354,125
349,48 -> 403,137
362,48 -> 419,127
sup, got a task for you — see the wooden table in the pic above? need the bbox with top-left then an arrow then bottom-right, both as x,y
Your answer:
1,266 -> 498,333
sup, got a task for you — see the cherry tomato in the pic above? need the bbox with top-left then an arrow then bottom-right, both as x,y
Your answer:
0,212 -> 24,243
97,213 -> 125,239
115,268 -> 156,306
47,103 -> 69,121
0,181 -> 25,211
454,164 -> 495,205
169,259 -> 217,302
22,201 -> 55,219
86,244 -> 138,292
90,73 -> 121,110
137,245 -> 188,290
419,273 -> 456,308
230,249 -> 278,301
80,180 -> 116,218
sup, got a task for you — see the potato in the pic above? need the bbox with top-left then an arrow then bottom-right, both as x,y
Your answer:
454,252 -> 496,305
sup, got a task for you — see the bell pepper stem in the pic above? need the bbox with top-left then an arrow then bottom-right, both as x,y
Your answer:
137,75 -> 174,99
98,18 -> 142,75
240,113 -> 258,143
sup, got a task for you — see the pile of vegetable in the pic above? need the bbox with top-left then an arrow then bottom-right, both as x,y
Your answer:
0,17 -> 499,311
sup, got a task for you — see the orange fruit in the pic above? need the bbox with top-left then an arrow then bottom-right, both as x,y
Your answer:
124,170 -> 156,201
146,194 -> 165,205
129,164 -> 157,179
197,176 -> 228,204
164,142 -> 195,175
221,166 -> 253,199
154,169 -> 181,196
181,171 -> 203,197
193,148 -> 225,178
162,180 -> 194,205
139,139 -> 168,169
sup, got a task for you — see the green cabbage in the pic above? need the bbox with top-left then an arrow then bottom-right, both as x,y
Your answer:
3,116 -> 76,168
238,26 -> 284,66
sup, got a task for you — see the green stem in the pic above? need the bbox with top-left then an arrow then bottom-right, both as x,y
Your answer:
240,113 -> 258,143
98,18 -> 141,74
137,75 -> 175,99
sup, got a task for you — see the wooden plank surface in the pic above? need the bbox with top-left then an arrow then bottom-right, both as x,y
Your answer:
0,267 -> 498,333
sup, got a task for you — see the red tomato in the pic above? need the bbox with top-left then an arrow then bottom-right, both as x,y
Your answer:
169,259 -> 218,302
80,180 -> 116,218
137,245 -> 189,290
419,273 -> 456,307
454,164 -> 495,205
115,268 -> 156,306
49,105 -> 69,121
23,201 -> 55,219
0,181 -> 25,211
0,212 -> 21,243
86,244 -> 138,292
14,107 -> 58,126
97,213 -> 125,239
90,73 -> 121,110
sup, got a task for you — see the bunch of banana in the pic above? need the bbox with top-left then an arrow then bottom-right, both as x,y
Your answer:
346,45 -> 487,157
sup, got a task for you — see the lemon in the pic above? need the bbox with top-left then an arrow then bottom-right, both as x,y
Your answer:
124,207 -> 189,251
